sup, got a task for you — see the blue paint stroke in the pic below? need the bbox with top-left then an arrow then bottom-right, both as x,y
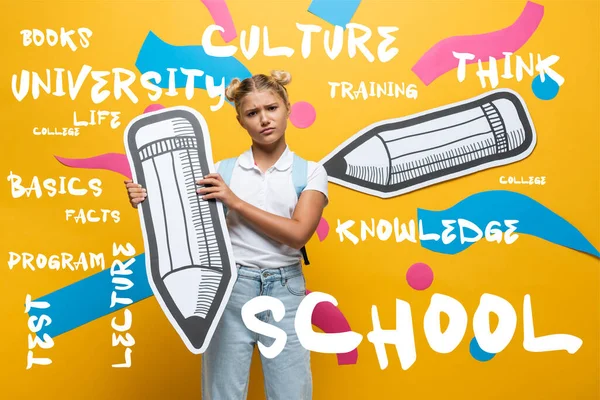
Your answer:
469,337 -> 496,362
28,254 -> 152,338
307,0 -> 362,28
135,31 -> 251,93
418,190 -> 599,258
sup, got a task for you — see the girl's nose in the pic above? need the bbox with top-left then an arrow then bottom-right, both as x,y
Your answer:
260,112 -> 269,125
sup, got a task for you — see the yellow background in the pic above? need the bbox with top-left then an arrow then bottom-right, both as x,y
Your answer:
1,0 -> 599,398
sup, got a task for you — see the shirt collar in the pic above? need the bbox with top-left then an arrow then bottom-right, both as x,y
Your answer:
238,146 -> 294,171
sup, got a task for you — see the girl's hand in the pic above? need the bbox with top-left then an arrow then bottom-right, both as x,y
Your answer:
196,173 -> 241,210
124,180 -> 147,208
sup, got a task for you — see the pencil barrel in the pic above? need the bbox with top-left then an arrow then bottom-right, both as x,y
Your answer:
323,90 -> 536,198
125,107 -> 234,353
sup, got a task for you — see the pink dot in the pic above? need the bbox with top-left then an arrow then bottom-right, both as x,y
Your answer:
144,104 -> 165,114
289,101 -> 316,129
406,263 -> 434,290
316,217 -> 330,241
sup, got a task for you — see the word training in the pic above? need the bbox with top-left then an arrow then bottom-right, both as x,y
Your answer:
328,81 -> 418,100
25,295 -> 53,370
242,292 -> 583,369
335,218 -> 519,245
110,243 -> 136,368
453,52 -> 564,89
7,172 -> 103,198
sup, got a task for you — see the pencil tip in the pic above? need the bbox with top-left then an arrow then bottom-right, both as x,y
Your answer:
322,154 -> 347,180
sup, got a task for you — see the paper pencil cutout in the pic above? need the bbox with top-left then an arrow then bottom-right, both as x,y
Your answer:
321,89 -> 536,198
124,106 -> 236,354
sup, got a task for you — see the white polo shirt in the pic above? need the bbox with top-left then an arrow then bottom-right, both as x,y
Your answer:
215,146 -> 329,269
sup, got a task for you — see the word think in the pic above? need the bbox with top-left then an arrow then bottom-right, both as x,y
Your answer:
453,52 -> 564,89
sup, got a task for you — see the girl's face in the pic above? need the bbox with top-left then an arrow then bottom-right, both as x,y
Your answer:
237,90 -> 290,147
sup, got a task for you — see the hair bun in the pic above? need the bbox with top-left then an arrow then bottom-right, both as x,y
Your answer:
270,70 -> 292,86
225,78 -> 242,102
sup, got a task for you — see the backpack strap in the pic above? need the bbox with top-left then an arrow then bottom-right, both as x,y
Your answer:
218,157 -> 238,187
291,154 -> 311,266
292,153 -> 308,197
217,157 -> 238,215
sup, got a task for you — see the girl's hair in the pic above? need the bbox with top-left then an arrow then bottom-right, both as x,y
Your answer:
225,70 -> 292,115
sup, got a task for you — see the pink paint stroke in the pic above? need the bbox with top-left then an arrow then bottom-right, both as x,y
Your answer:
307,290 -> 358,365
144,103 -> 165,113
201,0 -> 237,42
316,217 -> 329,241
55,153 -> 132,180
412,1 -> 544,85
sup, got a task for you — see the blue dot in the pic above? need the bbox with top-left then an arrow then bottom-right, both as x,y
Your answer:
469,337 -> 496,362
532,74 -> 560,100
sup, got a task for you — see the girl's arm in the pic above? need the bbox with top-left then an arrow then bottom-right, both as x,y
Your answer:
197,173 -> 326,250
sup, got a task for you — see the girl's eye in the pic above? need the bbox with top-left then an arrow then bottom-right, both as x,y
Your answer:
247,112 -> 256,117
269,106 -> 278,111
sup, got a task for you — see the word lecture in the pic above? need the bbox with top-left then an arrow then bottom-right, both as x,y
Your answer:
111,243 -> 137,368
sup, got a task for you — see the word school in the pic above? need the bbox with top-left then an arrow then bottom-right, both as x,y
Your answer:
242,292 -> 583,369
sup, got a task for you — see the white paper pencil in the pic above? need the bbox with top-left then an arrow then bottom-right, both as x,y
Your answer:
124,106 -> 237,354
321,89 -> 536,198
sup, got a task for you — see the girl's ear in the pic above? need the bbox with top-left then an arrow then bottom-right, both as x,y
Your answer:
286,103 -> 291,117
236,114 -> 244,128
